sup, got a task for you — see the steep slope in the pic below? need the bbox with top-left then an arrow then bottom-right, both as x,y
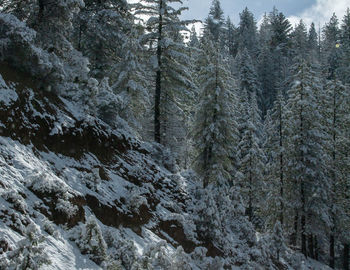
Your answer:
0,16 -> 332,269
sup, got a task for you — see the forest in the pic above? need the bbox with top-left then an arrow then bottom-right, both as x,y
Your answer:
0,0 -> 349,269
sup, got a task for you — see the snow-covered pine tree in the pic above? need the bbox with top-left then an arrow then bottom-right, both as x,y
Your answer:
257,15 -> 275,115
132,0 -> 195,146
236,91 -> 265,221
0,223 -> 51,270
291,20 -> 308,60
263,90 -> 287,228
284,58 -> 331,257
308,22 -> 320,65
193,185 -> 222,243
193,35 -> 238,187
73,0 -> 131,80
236,47 -> 262,108
224,17 -> 238,57
158,22 -> 197,164
271,221 -> 287,260
268,7 -> 292,103
338,84 -> 350,269
203,0 -> 225,43
111,28 -> 151,137
321,13 -> 341,79
237,7 -> 258,58
76,216 -> 108,265
339,8 -> 350,84
321,78 -> 349,267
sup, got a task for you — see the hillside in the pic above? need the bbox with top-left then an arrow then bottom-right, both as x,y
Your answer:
0,54 -> 331,270
0,0 -> 349,269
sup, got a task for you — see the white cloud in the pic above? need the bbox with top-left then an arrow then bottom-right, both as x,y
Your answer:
288,0 -> 349,28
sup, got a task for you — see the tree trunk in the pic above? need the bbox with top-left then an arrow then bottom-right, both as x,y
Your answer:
279,103 -> 284,225
314,235 -> 319,260
154,0 -> 163,144
308,234 -> 314,259
344,243 -> 349,270
330,234 -> 335,268
291,211 -> 298,246
301,211 -> 306,256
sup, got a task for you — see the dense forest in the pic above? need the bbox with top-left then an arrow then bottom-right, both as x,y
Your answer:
0,0 -> 349,269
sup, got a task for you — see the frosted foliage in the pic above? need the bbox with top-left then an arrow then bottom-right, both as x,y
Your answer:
0,223 -> 51,270
171,247 -> 192,270
76,216 -> 108,265
193,187 -> 222,242
138,241 -> 172,270
270,221 -> 286,260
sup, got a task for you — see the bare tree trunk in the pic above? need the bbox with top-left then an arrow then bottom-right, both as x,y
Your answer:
308,234 -> 314,259
344,243 -> 349,270
154,0 -> 163,144
291,211 -> 298,246
330,234 -> 335,268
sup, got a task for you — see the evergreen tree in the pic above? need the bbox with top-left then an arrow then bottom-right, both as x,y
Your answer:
291,20 -> 308,60
263,7 -> 292,113
236,47 -> 262,107
0,223 -> 51,270
73,0 -> 131,80
158,24 -> 196,161
193,36 -> 238,187
271,221 -> 287,260
308,22 -> 319,64
322,13 -> 341,79
285,59 -> 330,256
111,29 -> 150,136
76,216 -> 108,265
224,17 -> 238,57
237,7 -> 258,57
321,78 -> 349,267
264,91 -> 287,228
339,8 -> 350,84
257,14 -> 274,115
236,92 -> 265,221
204,0 -> 225,43
133,0 -> 194,144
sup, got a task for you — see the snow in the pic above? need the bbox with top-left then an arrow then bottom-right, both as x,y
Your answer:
0,75 -> 18,106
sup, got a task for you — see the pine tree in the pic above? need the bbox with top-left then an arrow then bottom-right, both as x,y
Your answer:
236,47 -> 262,107
193,186 -> 222,242
133,0 -> 194,144
265,7 -> 292,111
284,59 -> 330,256
321,78 -> 349,267
204,0 -> 225,43
73,0 -> 131,80
339,8 -> 350,84
237,7 -> 258,57
322,13 -> 341,79
111,28 -> 150,136
193,36 -> 238,187
158,24 -> 196,161
0,223 -> 51,270
224,17 -> 238,57
271,221 -> 287,260
236,91 -> 265,221
76,216 -> 108,265
257,14 -> 274,115
308,22 -> 319,64
291,20 -> 308,60
264,91 -> 287,228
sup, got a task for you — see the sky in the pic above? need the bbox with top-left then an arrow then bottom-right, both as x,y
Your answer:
127,0 -> 350,32
180,0 -> 349,28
